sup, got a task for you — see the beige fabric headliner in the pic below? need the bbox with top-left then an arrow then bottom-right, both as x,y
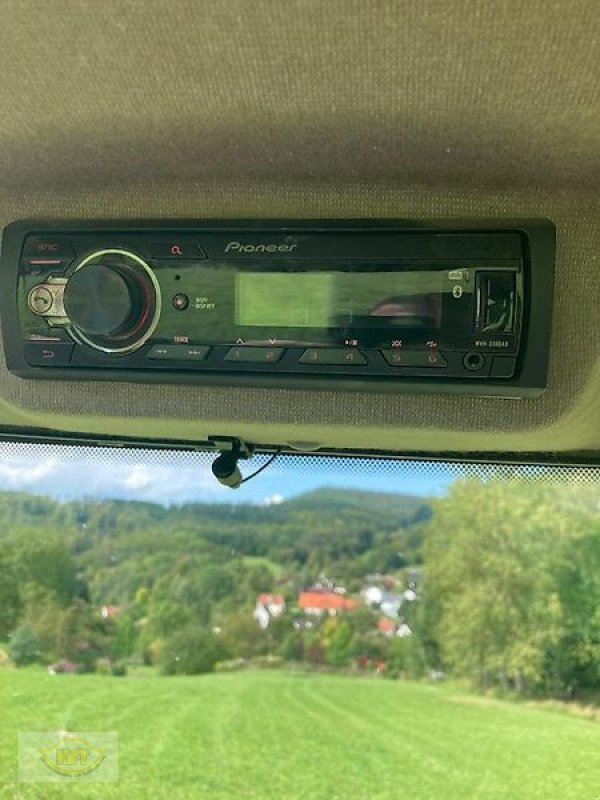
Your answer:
1,1 -> 599,453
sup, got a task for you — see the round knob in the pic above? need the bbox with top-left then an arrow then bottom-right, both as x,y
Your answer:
63,249 -> 161,354
64,263 -> 134,336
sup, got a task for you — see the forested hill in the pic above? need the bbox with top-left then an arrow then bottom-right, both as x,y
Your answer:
3,480 -> 600,698
285,488 -> 428,517
0,488 -> 431,605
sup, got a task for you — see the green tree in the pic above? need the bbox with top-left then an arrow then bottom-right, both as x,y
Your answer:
542,525 -> 600,693
325,620 -> 355,667
280,630 -> 304,661
159,627 -> 228,676
0,552 -> 22,636
386,635 -> 425,678
422,479 -> 572,692
13,535 -> 78,606
111,612 -> 138,659
9,625 -> 40,666
219,609 -> 267,659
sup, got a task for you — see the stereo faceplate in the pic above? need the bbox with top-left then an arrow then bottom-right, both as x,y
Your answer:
0,219 -> 555,396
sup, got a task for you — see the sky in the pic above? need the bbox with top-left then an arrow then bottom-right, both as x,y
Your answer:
0,443 -> 457,505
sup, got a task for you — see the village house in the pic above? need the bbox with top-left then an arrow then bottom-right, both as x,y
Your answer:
298,589 -> 359,617
377,618 -> 412,638
361,583 -> 418,618
377,618 -> 396,636
253,593 -> 286,629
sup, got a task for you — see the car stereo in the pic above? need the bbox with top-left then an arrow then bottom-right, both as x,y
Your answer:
0,219 -> 555,396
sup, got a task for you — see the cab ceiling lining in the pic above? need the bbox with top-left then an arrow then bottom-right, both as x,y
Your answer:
0,1 -> 598,454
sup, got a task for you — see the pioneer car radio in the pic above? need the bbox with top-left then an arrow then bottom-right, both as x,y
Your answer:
0,219 -> 555,396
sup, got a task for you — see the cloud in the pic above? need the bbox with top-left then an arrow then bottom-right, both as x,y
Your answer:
121,465 -> 153,491
262,494 -> 285,506
0,459 -> 60,487
0,445 -> 451,506
0,454 -> 228,505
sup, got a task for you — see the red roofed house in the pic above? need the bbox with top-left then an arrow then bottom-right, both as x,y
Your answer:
298,591 -> 359,617
377,618 -> 397,636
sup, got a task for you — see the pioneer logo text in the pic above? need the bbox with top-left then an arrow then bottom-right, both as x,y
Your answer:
224,241 -> 298,254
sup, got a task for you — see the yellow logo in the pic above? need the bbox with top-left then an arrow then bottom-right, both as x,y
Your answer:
39,735 -> 106,778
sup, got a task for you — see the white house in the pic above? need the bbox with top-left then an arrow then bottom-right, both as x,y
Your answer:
253,593 -> 286,629
362,585 -> 385,606
380,593 -> 404,618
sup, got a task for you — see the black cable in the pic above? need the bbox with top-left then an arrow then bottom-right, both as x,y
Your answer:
240,448 -> 282,485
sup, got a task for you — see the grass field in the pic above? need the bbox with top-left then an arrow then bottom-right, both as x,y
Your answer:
1,668 -> 599,799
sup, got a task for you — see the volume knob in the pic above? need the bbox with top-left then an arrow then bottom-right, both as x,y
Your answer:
63,249 -> 161,354
65,263 -> 134,336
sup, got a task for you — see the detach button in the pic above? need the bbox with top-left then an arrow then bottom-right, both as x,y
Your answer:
300,348 -> 367,366
147,344 -> 211,361
490,356 -> 517,379
382,350 -> 447,368
225,347 -> 284,363
24,342 -> 74,366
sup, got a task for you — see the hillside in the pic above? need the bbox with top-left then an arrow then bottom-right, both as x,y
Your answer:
2,480 -> 600,701
0,488 -> 430,606
286,487 -> 428,517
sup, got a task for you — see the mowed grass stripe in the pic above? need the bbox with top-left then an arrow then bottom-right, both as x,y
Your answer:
298,674 -> 599,799
294,675 -> 457,797
1,670 -> 599,800
301,674 -> 600,799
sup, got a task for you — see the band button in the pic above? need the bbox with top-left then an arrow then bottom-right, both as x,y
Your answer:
225,347 -> 284,364
299,348 -> 367,366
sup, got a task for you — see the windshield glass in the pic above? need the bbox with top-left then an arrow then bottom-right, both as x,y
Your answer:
1,443 -> 599,798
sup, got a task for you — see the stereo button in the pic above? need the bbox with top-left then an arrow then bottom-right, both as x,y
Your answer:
24,342 -> 74,366
382,350 -> 447,368
225,347 -> 284,363
300,348 -> 367,366
148,344 -> 211,361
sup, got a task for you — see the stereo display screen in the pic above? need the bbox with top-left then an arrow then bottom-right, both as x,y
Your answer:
236,271 -> 444,330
